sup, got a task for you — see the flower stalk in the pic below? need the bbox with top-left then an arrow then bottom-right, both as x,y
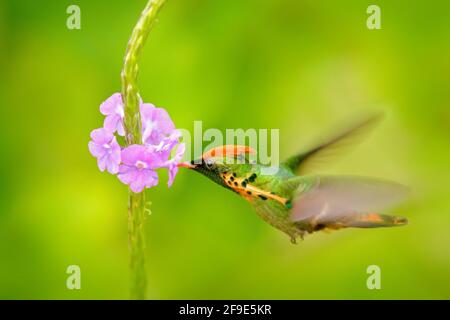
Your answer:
121,0 -> 167,300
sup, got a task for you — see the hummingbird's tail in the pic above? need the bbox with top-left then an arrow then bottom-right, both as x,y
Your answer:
304,213 -> 408,234
342,213 -> 408,228
288,175 -> 410,235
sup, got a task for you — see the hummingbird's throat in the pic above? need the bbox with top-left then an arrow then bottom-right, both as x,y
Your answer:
220,172 -> 291,208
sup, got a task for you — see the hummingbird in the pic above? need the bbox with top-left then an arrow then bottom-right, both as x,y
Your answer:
179,114 -> 409,243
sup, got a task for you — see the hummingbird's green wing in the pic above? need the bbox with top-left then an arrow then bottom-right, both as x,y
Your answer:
288,175 -> 409,229
282,113 -> 383,174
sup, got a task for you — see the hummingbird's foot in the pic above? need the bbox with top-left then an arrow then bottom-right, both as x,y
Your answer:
290,231 -> 305,244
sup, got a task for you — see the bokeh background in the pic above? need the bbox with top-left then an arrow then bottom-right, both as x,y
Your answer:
0,0 -> 449,299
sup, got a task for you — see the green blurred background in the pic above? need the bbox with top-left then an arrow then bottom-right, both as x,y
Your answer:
0,0 -> 449,299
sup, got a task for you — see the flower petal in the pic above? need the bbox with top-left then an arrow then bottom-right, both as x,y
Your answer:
103,115 -> 120,134
100,93 -> 122,115
117,120 -> 125,136
145,169 -> 159,188
153,108 -> 175,134
118,165 -> 138,184
106,159 -> 119,174
130,172 -> 147,193
140,103 -> 156,122
139,169 -> 159,189
144,150 -> 167,169
97,155 -> 107,172
90,128 -> 113,144
88,141 -> 106,158
120,145 -> 147,165
174,143 -> 185,162
167,165 -> 178,187
110,139 -> 122,164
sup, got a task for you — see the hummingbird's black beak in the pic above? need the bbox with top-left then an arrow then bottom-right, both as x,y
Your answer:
177,161 -> 196,169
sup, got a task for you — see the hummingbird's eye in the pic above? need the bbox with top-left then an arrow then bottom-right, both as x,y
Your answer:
204,158 -> 214,169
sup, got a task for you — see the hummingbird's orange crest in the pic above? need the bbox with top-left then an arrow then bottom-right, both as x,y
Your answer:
202,145 -> 256,160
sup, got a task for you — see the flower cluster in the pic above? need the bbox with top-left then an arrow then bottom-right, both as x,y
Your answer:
89,93 -> 185,192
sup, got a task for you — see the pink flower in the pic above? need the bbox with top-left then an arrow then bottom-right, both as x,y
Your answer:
165,143 -> 185,187
140,103 -> 175,145
117,145 -> 162,193
88,128 -> 121,174
100,93 -> 125,136
90,93 -> 185,192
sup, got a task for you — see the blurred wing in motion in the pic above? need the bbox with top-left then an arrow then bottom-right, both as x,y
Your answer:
290,175 -> 409,229
283,113 -> 384,174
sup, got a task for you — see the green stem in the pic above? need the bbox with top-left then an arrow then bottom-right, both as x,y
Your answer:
121,0 -> 167,300
127,192 -> 147,299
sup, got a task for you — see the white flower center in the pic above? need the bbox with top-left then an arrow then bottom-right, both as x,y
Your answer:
103,143 -> 112,154
135,160 -> 147,170
155,140 -> 165,152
